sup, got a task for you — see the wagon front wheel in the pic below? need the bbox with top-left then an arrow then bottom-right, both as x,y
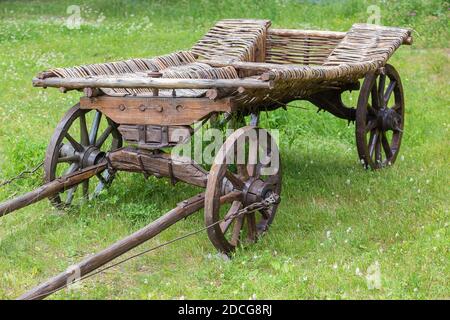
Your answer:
44,104 -> 122,208
356,64 -> 405,169
204,126 -> 282,254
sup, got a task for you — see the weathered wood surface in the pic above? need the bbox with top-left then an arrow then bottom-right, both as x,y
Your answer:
32,77 -> 272,90
109,148 -> 208,188
79,96 -> 235,126
18,192 -> 206,300
118,124 -> 192,146
205,87 -> 237,100
199,59 -> 291,72
0,163 -> 106,217
18,190 -> 242,300
269,28 -> 347,39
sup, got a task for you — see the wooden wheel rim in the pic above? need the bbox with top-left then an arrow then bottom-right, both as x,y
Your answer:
356,64 -> 405,169
44,104 -> 122,208
205,126 -> 282,254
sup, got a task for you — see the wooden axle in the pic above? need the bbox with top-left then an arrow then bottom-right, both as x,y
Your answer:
19,190 -> 242,300
32,77 -> 273,90
108,148 -> 208,188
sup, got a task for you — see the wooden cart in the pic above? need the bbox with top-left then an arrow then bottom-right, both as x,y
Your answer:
0,19 -> 412,299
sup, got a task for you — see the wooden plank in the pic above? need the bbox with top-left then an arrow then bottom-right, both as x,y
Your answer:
80,96 -> 235,125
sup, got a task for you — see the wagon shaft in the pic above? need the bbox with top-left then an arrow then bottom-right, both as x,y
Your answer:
18,191 -> 208,300
18,190 -> 247,300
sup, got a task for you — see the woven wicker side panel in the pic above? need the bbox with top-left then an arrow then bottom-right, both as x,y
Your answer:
265,32 -> 343,65
191,19 -> 271,62
324,23 -> 411,66
233,61 -> 380,111
49,51 -> 196,78
47,51 -> 239,97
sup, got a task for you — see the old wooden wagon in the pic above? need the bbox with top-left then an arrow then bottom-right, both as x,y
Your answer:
0,19 -> 412,299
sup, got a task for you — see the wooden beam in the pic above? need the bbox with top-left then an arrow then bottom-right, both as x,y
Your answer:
79,96 -> 235,126
32,77 -> 272,90
198,59 -> 290,72
269,28 -> 347,39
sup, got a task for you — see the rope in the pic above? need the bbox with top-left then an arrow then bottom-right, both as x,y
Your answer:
0,161 -> 44,188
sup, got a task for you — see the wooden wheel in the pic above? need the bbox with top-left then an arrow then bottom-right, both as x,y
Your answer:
356,64 -> 405,169
205,126 -> 282,254
44,104 -> 122,208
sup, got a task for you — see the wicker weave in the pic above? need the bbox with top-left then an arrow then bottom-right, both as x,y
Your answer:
192,19 -> 271,62
265,29 -> 345,65
48,51 -> 238,97
324,24 -> 411,66
233,23 -> 411,109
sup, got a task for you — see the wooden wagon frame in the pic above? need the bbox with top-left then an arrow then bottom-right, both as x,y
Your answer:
0,19 -> 412,299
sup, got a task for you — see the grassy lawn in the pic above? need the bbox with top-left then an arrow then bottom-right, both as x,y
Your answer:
0,0 -> 448,299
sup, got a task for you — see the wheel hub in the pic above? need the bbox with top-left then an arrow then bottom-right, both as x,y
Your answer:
81,146 -> 106,168
242,177 -> 276,207
59,143 -> 105,168
377,107 -> 402,131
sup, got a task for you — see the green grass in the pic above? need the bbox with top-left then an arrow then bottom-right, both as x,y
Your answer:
0,0 -> 449,299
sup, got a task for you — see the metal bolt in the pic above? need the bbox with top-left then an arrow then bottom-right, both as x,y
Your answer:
118,104 -> 126,111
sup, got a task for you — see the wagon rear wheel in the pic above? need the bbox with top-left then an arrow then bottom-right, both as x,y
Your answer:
44,104 -> 122,208
356,64 -> 405,169
204,126 -> 282,254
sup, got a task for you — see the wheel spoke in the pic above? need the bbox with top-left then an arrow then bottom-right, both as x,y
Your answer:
247,131 -> 259,177
89,111 -> 102,145
247,163 -> 258,178
375,134 -> 382,164
368,130 -> 378,158
57,155 -> 79,163
220,201 -> 242,233
82,180 -> 89,200
219,191 -> 243,204
65,132 -> 83,152
246,212 -> 257,243
391,103 -> 401,111
95,125 -> 113,148
225,170 -> 245,190
365,119 -> 378,133
79,113 -> 90,146
371,84 -> 380,110
237,164 -> 249,181
96,172 -> 108,185
230,215 -> 244,246
384,80 -> 396,105
378,74 -> 386,107
64,162 -> 79,176
65,185 -> 78,205
381,132 -> 393,159
264,174 -> 280,187
259,208 -> 270,219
